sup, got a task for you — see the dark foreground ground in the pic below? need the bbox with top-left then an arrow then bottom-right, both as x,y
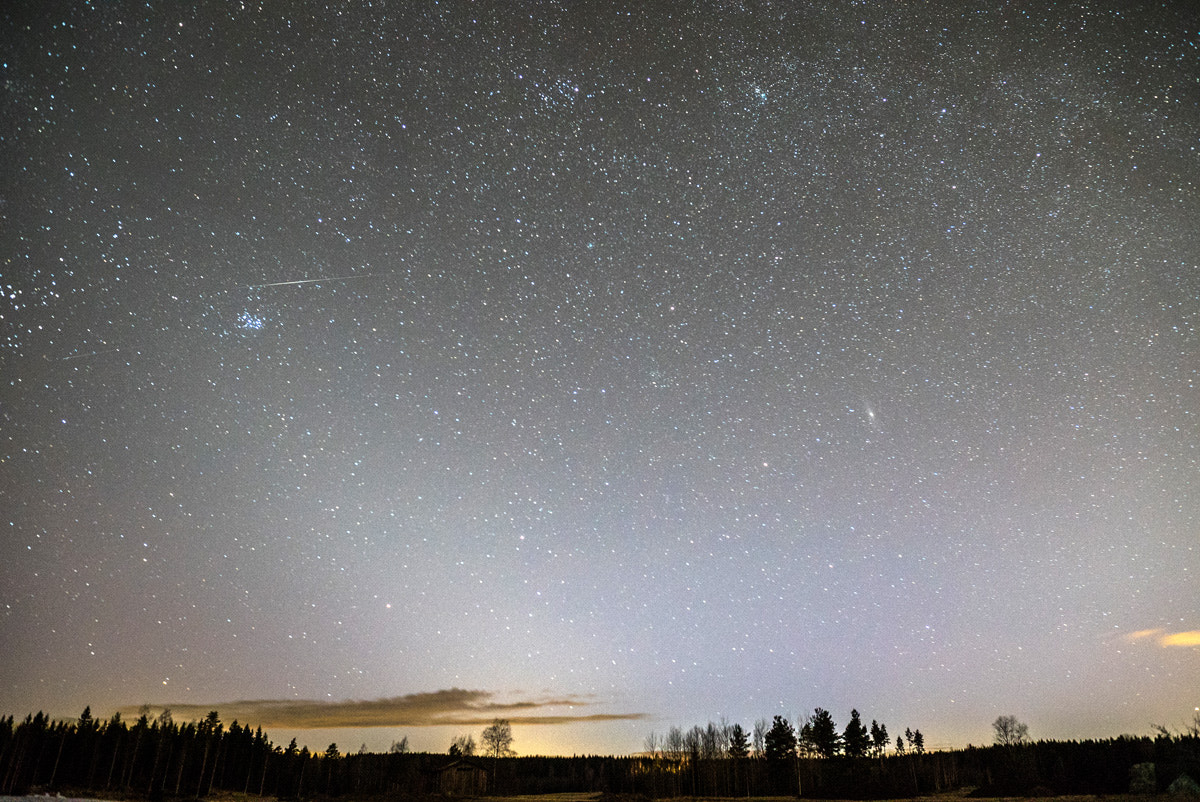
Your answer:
0,791 -> 1173,802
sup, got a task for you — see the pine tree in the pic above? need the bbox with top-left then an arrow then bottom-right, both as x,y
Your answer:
728,724 -> 750,759
870,720 -> 889,758
842,710 -> 870,758
764,716 -> 796,761
763,716 -> 797,796
809,708 -> 840,758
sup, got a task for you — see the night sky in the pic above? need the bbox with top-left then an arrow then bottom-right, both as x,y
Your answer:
2,1 -> 1198,756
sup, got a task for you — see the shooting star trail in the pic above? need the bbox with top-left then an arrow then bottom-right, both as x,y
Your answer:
61,347 -> 125,361
249,274 -> 373,289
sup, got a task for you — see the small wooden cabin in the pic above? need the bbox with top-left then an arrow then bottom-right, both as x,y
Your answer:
437,757 -> 488,795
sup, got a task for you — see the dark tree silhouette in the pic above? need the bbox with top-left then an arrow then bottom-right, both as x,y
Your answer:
764,716 -> 796,761
752,718 -> 768,758
449,733 -> 476,756
798,717 -> 816,757
195,711 -> 222,798
809,708 -> 840,758
993,715 -> 1029,746
482,719 -> 515,758
728,723 -> 750,758
763,716 -> 797,795
842,709 -> 870,758
3,704 -> 1194,800
482,718 -> 514,794
870,720 -> 889,759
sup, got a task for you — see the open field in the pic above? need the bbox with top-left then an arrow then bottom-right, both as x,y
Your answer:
483,794 -> 1165,802
489,795 -> 604,802
0,793 -> 1174,802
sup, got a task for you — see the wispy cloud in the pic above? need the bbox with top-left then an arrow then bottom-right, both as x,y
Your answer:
1124,628 -> 1200,648
1159,630 -> 1200,647
123,688 -> 648,729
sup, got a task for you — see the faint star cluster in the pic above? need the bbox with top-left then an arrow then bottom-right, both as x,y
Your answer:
237,311 -> 265,331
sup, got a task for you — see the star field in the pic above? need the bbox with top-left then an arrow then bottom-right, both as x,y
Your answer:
2,2 -> 1197,755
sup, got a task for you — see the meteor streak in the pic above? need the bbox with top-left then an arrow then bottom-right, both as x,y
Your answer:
61,347 -> 125,361
249,274 -> 372,289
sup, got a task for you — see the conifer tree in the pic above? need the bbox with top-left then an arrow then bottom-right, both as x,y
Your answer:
764,716 -> 796,761
842,709 -> 870,758
809,708 -> 840,758
728,724 -> 750,759
870,720 -> 889,758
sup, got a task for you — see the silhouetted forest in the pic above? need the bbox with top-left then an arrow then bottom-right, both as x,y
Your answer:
1,707 -> 1198,799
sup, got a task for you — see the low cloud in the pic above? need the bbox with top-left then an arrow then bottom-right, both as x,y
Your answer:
1159,630 -> 1200,647
1125,628 -> 1200,648
124,688 -> 648,729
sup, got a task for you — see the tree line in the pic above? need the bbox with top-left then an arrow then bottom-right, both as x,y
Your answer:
0,708 -> 640,798
1,705 -> 1197,799
634,712 -> 1199,798
639,708 -> 925,797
